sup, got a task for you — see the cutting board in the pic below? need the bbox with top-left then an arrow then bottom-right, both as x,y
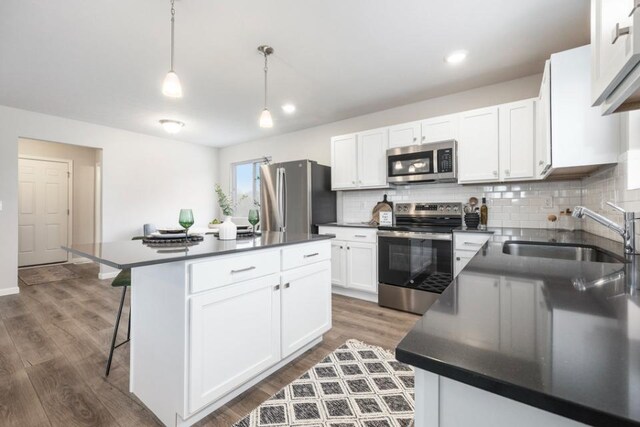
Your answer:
371,194 -> 393,225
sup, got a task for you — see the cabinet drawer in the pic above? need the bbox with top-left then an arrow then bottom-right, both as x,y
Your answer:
318,226 -> 377,243
189,250 -> 280,294
454,233 -> 490,251
281,241 -> 331,271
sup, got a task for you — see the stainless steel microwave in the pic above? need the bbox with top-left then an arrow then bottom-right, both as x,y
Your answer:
386,140 -> 457,184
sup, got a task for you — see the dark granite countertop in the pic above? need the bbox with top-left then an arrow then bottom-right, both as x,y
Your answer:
63,232 -> 333,270
396,228 -> 640,427
318,222 -> 378,229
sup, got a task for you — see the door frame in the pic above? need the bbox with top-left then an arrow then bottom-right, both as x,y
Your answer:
18,155 -> 73,263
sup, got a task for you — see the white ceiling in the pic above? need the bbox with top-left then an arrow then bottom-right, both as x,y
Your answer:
0,0 -> 589,147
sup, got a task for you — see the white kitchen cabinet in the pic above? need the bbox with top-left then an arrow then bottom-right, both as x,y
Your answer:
420,114 -> 458,144
389,121 -> 421,148
330,240 -> 347,287
346,241 -> 378,293
551,45 -> 620,171
188,274 -> 281,414
591,0 -> 640,114
357,127 -> 389,188
331,134 -> 358,189
457,107 -> 500,183
281,261 -> 332,358
453,232 -> 491,276
499,99 -> 535,181
536,60 -> 552,178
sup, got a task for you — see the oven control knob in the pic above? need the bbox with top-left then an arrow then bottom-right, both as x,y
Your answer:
438,205 -> 444,211
453,205 -> 459,212
446,205 -> 452,212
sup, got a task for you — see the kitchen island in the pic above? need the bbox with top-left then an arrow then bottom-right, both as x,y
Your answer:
65,232 -> 333,427
396,228 -> 640,427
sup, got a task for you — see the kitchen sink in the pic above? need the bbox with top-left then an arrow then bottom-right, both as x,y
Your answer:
502,241 -> 625,264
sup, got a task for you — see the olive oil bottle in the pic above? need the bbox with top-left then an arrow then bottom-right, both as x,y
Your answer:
480,197 -> 488,229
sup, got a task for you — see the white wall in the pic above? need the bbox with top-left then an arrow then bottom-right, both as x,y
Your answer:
0,105 -> 218,293
217,73 -> 543,196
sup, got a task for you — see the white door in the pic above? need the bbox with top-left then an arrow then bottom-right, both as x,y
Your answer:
421,114 -> 458,144
18,158 -> 69,267
330,240 -> 347,287
346,242 -> 377,293
281,261 -> 332,358
457,107 -> 500,183
188,274 -> 280,414
536,60 -> 552,178
357,128 -> 389,188
331,134 -> 358,189
591,0 -> 640,106
499,99 -> 535,181
388,122 -> 421,148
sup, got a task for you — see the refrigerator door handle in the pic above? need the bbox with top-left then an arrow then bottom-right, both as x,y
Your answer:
276,167 -> 283,231
281,167 -> 287,232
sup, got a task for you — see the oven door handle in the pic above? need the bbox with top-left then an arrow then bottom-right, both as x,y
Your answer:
377,230 -> 452,241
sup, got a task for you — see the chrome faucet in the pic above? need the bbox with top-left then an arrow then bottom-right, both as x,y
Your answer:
573,202 -> 638,255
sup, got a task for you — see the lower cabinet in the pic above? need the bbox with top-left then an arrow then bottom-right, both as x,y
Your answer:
188,274 -> 281,413
331,240 -> 377,294
453,232 -> 491,276
281,261 -> 332,358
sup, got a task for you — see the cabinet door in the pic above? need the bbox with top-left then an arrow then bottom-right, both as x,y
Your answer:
389,122 -> 421,148
330,240 -> 347,287
357,128 -> 389,188
421,114 -> 458,144
591,0 -> 640,106
331,134 -> 358,189
281,261 -> 332,358
499,99 -> 535,181
346,242 -> 377,293
457,107 -> 500,183
188,274 -> 281,413
536,60 -> 552,178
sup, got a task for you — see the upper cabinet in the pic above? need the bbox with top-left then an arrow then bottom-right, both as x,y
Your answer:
551,45 -> 620,172
536,60 -> 552,178
499,99 -> 535,181
591,0 -> 640,114
389,116 -> 458,148
458,106 -> 500,183
331,128 -> 388,190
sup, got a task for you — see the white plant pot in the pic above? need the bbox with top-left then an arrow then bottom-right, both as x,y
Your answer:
218,216 -> 237,240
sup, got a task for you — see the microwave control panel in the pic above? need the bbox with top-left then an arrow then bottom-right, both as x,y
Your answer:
437,148 -> 454,173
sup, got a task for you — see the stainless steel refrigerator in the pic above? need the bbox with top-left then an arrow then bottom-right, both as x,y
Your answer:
260,160 -> 336,234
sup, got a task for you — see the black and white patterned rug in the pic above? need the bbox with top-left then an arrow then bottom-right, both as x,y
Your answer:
233,339 -> 415,427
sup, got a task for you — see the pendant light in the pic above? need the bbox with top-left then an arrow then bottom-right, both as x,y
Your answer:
162,0 -> 183,98
258,45 -> 274,128
159,119 -> 185,134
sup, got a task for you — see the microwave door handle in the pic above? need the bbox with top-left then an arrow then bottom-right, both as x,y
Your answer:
433,150 -> 438,174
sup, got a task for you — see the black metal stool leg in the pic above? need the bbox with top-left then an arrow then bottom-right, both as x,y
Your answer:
106,286 -> 127,376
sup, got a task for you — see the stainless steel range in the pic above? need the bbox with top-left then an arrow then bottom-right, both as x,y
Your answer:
377,202 -> 462,314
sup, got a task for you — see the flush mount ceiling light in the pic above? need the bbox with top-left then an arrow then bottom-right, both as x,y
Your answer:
159,119 -> 185,134
162,0 -> 183,97
445,50 -> 468,64
258,45 -> 274,128
282,104 -> 296,114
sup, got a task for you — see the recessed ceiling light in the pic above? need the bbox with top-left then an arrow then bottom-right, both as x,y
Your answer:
282,104 -> 296,114
159,119 -> 185,134
445,50 -> 468,64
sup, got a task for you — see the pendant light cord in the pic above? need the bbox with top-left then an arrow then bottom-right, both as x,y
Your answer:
263,53 -> 268,110
170,0 -> 176,72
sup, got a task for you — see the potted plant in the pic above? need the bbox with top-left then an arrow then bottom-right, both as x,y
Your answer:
214,184 -> 245,240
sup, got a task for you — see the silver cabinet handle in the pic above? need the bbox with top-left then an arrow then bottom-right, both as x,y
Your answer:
412,137 -> 417,142
284,283 -> 290,289
456,257 -> 461,261
347,246 -> 351,250
231,266 -> 256,274
493,170 -> 498,176
421,136 -> 426,142
630,0 -> 640,16
354,234 -> 367,238
340,245 -> 343,249
352,181 -> 356,184
538,160 -> 544,165
274,284 -> 280,290
505,169 -> 510,176
463,242 -> 483,246
612,22 -> 631,44
304,252 -> 319,258
358,180 -> 362,184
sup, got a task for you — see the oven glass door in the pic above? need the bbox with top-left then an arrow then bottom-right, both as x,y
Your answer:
378,235 -> 452,292
387,150 -> 435,180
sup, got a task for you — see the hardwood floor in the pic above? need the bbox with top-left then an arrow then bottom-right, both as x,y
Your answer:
1,263 -> 419,427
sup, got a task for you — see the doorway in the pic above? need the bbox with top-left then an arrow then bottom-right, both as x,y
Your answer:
17,138 -> 102,268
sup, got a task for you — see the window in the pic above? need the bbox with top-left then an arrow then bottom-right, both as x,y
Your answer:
231,158 -> 268,217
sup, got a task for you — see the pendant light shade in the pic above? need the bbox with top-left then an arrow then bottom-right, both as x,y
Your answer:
162,0 -> 182,98
259,108 -> 273,128
162,71 -> 183,98
258,45 -> 274,128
